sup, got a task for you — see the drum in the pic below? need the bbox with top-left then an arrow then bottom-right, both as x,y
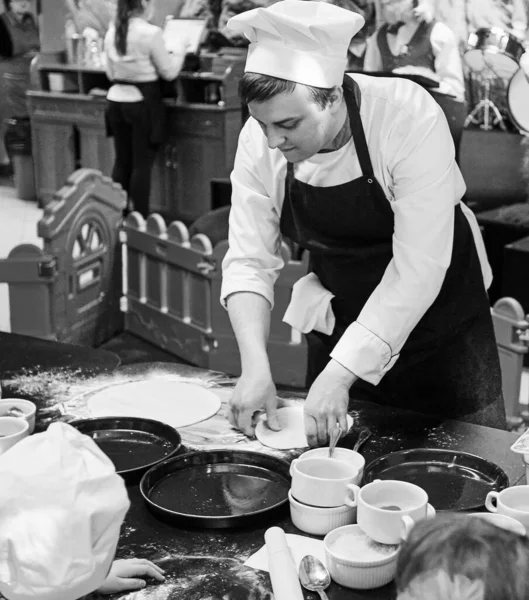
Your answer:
464,27 -> 525,80
507,67 -> 529,133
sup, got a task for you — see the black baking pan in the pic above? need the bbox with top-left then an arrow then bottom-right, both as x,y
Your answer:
140,450 -> 291,529
69,417 -> 182,485
363,448 -> 509,512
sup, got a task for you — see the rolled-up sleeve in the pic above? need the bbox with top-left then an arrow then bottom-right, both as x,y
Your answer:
331,94 -> 466,384
220,124 -> 285,309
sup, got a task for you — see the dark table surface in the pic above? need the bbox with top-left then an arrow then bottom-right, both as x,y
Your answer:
0,334 -> 525,600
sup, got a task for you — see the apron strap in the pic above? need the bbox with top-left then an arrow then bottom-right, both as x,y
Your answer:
342,76 -> 376,179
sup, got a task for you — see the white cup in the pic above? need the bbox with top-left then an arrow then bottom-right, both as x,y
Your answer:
0,399 -> 37,434
298,447 -> 365,486
486,486 -> 529,530
290,457 -> 360,508
289,490 -> 356,535
468,512 -> 526,536
0,417 -> 30,455
346,479 -> 436,545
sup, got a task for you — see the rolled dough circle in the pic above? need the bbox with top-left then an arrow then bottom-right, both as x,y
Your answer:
255,406 -> 354,450
87,380 -> 221,429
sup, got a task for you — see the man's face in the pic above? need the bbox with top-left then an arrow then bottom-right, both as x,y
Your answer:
248,84 -> 340,163
381,0 -> 414,24
9,0 -> 31,18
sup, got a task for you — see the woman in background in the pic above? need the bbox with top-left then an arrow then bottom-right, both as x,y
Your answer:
363,0 -> 465,100
104,0 -> 185,217
0,0 -> 39,176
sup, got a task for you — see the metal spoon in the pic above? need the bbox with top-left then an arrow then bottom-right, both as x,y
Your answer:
299,555 -> 331,600
328,425 -> 342,458
353,426 -> 372,453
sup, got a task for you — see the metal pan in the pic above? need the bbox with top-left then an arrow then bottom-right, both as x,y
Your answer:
363,448 -> 509,512
70,417 -> 182,485
140,450 -> 291,529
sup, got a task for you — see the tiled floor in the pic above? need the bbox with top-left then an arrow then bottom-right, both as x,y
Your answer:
0,178 -> 43,332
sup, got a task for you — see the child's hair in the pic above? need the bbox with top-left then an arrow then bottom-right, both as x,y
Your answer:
396,514 -> 529,600
115,0 -> 147,56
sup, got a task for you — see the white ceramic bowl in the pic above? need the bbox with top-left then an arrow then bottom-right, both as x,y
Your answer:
289,490 -> 356,535
0,399 -> 37,434
0,416 -> 29,455
468,512 -> 526,536
298,447 -> 365,486
324,524 -> 400,590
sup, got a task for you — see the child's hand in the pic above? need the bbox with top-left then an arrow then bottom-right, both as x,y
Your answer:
96,559 -> 166,595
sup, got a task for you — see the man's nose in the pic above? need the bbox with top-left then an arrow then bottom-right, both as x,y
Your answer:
267,128 -> 286,150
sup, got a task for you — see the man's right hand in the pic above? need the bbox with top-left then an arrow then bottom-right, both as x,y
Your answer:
227,373 -> 281,438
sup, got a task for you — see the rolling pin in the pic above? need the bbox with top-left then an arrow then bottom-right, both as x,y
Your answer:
265,527 -> 304,600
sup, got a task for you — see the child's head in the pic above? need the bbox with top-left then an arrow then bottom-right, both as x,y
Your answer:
0,422 -> 130,600
396,514 -> 529,600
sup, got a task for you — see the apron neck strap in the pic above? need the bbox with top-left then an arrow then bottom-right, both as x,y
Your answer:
342,75 -> 375,178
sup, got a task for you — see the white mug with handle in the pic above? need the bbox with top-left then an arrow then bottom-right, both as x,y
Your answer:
346,479 -> 436,544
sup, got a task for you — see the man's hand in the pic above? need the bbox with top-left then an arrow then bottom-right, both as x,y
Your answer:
304,360 -> 357,447
227,372 -> 281,437
97,559 -> 166,595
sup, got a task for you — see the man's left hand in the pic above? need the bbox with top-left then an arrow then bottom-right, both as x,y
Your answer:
97,559 -> 166,595
304,360 -> 357,447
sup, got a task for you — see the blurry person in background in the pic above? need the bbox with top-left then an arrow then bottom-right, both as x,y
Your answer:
0,0 -> 39,176
64,0 -> 116,38
104,0 -> 186,218
363,0 -> 465,100
320,0 -> 377,70
420,0 -> 527,49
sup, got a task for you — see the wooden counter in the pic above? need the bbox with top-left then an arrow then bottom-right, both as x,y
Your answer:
27,53 -> 245,223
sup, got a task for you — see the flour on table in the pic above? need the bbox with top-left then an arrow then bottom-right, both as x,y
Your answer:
255,406 -> 353,450
87,380 -> 221,428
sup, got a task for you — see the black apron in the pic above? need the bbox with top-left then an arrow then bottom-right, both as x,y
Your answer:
105,79 -> 167,146
279,75 -> 504,426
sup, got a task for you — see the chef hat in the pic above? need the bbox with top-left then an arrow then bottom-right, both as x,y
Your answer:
227,0 -> 365,88
0,422 -> 130,600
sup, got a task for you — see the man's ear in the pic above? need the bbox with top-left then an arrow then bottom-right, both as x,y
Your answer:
328,85 -> 344,113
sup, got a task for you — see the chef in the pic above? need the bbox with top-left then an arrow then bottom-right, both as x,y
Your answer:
221,0 -> 506,447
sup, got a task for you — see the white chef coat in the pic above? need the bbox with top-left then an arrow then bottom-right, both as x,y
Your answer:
363,21 -> 466,102
221,73 -> 492,385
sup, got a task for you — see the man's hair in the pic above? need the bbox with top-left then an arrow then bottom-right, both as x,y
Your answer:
239,72 -> 336,110
396,514 -> 529,600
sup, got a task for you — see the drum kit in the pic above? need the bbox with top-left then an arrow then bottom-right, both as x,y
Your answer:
464,27 -> 529,134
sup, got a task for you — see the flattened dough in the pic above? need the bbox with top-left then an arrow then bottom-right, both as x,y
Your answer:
255,406 -> 354,450
88,380 -> 221,428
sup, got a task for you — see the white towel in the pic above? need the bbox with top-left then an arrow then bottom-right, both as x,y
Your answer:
283,273 -> 336,335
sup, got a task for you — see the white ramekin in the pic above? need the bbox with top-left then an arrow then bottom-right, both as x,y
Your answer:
324,524 -> 400,589
289,490 -> 356,535
0,399 -> 37,434
0,416 -> 30,455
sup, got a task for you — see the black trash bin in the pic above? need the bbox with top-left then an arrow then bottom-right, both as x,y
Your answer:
4,116 -> 36,201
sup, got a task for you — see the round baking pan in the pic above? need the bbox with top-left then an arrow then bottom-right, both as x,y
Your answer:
140,450 -> 291,529
70,417 -> 182,485
363,448 -> 509,512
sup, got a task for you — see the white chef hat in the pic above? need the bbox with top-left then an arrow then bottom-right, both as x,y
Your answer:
0,422 -> 130,600
227,0 -> 365,88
